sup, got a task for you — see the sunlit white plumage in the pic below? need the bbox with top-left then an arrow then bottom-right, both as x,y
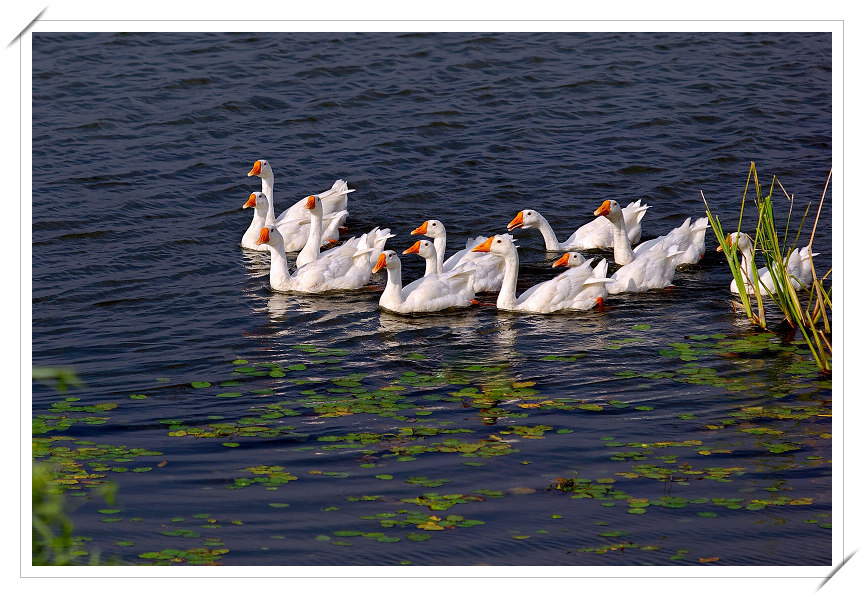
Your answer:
373,248 -> 475,314
293,194 -> 384,269
605,243 -> 682,294
255,195 -> 392,293
506,200 -> 650,251
245,159 -> 353,248
593,199 -> 708,268
720,232 -> 819,295
470,235 -> 611,313
241,191 -> 347,252
551,252 -> 613,310
410,219 -> 505,292
592,200 -> 684,293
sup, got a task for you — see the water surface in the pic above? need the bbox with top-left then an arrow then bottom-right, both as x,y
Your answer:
32,32 -> 832,566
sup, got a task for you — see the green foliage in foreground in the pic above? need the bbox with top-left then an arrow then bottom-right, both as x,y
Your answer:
32,463 -> 116,565
32,365 -> 115,566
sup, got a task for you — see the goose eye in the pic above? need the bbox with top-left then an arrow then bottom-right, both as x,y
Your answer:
496,239 -> 501,243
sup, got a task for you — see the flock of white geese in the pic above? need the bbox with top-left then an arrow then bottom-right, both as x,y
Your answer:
241,160 -> 818,315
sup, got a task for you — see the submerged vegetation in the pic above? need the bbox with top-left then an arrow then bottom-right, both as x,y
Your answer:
703,162 -> 832,372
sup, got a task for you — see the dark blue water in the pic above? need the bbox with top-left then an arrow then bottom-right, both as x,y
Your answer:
32,32 -> 832,566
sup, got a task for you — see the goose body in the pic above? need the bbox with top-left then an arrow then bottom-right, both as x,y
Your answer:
241,191 -> 347,252
721,232 -> 819,295
246,159 -> 353,249
255,195 -> 392,293
471,235 -> 611,313
374,249 -> 475,314
410,219 -> 505,292
629,217 -> 709,266
593,199 -> 708,268
605,243 -> 683,294
592,200 -> 684,293
551,252 -> 613,310
293,194 -> 383,269
507,200 -> 650,251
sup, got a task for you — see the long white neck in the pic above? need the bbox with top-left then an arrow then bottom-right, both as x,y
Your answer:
738,243 -> 756,282
296,207 -> 323,266
608,212 -> 636,265
532,213 -> 562,251
266,237 -> 291,287
381,263 -> 404,305
496,248 -> 520,310
243,207 -> 268,246
422,252 -> 437,277
431,234 -> 446,272
261,174 -> 275,225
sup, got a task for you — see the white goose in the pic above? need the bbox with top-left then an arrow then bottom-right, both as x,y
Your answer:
593,199 -> 708,267
470,235 -> 612,313
247,158 -> 352,225
295,194 -> 394,270
373,249 -> 475,314
402,239 -> 439,279
241,192 -> 347,252
255,197 -> 392,293
410,220 -> 505,293
551,252 -> 612,310
506,200 -> 650,251
720,232 -> 819,295
591,200 -> 684,294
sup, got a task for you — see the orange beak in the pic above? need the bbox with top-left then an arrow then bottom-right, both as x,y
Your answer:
593,200 -> 611,217
717,234 -> 731,252
410,221 -> 429,235
403,241 -> 421,255
304,195 -> 316,209
552,254 -> 570,268
256,227 -> 270,245
507,212 -> 524,231
247,160 -> 262,177
372,253 -> 387,273
243,193 -> 257,208
472,237 -> 494,253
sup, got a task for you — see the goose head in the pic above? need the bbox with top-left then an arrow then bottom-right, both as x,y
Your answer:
593,200 -> 625,222
247,159 -> 274,179
403,239 -> 437,260
507,209 -> 543,231
372,250 -> 400,273
718,231 -> 754,254
254,226 -> 284,249
552,252 -> 587,268
471,234 -> 516,255
411,219 -> 445,238
243,191 -> 269,214
302,195 -> 322,216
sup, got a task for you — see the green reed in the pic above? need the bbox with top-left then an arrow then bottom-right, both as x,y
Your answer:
703,163 -> 831,373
